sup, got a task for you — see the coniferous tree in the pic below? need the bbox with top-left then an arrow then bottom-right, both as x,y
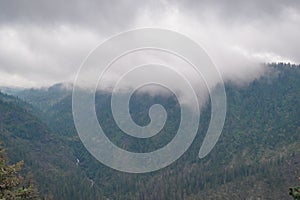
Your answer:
289,177 -> 300,200
0,145 -> 40,200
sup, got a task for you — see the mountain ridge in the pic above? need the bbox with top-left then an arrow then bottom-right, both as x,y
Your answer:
0,63 -> 299,199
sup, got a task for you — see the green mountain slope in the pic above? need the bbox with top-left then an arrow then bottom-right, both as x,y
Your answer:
7,63 -> 300,199
0,92 -> 104,199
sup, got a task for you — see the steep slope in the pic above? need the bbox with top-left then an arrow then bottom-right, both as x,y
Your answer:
0,92 -> 104,199
10,63 -> 300,199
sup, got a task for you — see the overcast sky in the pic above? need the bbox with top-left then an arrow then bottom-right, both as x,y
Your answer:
0,0 -> 299,88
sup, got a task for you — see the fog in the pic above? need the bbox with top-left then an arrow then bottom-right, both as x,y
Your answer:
0,0 -> 299,88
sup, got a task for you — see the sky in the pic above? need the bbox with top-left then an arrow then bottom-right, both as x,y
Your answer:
0,0 -> 300,88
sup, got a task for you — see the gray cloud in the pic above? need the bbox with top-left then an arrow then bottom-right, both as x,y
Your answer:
0,0 -> 299,87
177,0 -> 300,25
0,0 -> 145,33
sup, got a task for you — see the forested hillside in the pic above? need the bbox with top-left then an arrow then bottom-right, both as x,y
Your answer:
1,63 -> 299,199
0,93 -> 104,199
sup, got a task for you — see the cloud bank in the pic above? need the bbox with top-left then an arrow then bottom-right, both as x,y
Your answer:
0,0 -> 299,88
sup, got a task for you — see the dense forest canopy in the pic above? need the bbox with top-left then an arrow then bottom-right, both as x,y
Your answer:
0,63 -> 299,199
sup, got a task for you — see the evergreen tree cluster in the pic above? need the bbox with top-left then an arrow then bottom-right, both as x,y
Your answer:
0,145 -> 39,200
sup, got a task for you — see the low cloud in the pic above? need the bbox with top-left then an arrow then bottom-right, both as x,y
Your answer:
0,0 -> 299,88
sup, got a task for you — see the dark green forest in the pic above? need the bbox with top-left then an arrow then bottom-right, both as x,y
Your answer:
0,63 -> 299,199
